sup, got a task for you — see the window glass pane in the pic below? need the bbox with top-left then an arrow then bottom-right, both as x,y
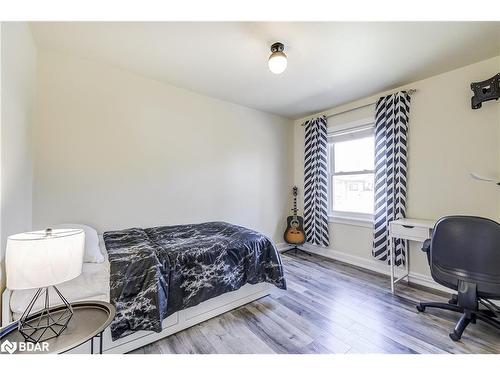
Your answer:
334,136 -> 374,173
332,173 -> 374,214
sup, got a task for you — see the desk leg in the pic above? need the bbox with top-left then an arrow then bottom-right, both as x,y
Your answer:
389,236 -> 395,294
405,239 -> 410,284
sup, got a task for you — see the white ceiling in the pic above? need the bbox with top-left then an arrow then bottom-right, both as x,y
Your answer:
30,22 -> 500,119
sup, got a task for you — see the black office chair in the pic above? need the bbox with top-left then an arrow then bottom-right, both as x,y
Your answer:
416,216 -> 500,341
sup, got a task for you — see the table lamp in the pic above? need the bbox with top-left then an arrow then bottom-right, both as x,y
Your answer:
6,228 -> 85,343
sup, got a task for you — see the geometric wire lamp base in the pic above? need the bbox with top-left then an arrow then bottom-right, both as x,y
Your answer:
18,285 -> 73,343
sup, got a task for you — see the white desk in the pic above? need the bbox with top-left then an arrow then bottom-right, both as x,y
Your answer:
388,218 -> 435,294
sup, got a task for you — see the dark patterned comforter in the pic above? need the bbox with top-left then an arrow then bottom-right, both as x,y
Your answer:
103,221 -> 286,340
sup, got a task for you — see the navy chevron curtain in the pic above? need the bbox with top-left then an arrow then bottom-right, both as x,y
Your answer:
372,91 -> 411,266
303,115 -> 330,247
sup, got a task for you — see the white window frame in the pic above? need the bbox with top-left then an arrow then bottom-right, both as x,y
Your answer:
327,119 -> 375,226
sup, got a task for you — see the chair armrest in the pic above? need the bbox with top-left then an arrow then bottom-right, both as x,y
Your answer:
421,239 -> 431,265
421,239 -> 431,253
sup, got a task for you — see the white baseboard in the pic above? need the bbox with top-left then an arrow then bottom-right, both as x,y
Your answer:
277,242 -> 452,294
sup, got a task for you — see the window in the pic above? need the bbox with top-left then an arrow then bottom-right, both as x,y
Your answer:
328,124 -> 375,222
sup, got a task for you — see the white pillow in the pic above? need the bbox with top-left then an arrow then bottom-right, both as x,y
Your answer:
54,223 -> 104,263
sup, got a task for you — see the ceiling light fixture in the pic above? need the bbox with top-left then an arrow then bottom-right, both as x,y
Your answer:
268,42 -> 287,74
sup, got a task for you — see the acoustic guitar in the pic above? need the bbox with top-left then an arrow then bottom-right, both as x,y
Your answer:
283,186 -> 306,245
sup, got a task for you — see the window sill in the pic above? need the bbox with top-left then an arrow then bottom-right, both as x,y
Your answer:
328,214 -> 374,228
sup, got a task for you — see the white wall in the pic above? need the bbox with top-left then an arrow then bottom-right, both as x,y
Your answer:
293,56 -> 500,280
33,50 -> 293,242
0,22 -> 37,323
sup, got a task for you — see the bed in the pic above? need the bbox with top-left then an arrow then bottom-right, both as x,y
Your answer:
1,221 -> 286,354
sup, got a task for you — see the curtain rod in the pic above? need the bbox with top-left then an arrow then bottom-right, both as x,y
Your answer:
301,89 -> 417,126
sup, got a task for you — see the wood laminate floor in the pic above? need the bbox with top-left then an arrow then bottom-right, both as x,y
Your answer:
130,252 -> 500,354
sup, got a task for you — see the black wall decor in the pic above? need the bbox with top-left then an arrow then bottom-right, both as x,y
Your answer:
470,73 -> 500,109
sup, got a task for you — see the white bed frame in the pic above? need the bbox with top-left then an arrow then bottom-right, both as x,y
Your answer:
2,282 -> 274,354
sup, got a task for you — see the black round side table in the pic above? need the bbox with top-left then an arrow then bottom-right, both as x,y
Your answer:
0,301 -> 115,354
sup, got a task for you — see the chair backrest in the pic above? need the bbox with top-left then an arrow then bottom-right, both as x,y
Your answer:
430,215 -> 500,297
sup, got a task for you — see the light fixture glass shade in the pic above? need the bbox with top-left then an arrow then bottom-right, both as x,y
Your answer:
268,51 -> 287,74
6,229 -> 85,290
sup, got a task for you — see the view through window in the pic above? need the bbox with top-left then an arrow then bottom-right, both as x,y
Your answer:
328,128 -> 375,218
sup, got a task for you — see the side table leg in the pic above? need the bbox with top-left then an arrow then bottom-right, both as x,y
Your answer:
90,336 -> 94,354
100,332 -> 103,354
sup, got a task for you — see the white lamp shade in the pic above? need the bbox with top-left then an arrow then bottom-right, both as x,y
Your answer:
6,229 -> 85,290
268,51 -> 287,74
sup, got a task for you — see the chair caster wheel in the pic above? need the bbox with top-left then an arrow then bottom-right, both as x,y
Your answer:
416,304 -> 425,312
448,298 -> 457,305
449,332 -> 461,342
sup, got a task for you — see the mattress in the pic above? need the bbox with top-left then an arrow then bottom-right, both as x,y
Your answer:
10,236 -> 110,320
